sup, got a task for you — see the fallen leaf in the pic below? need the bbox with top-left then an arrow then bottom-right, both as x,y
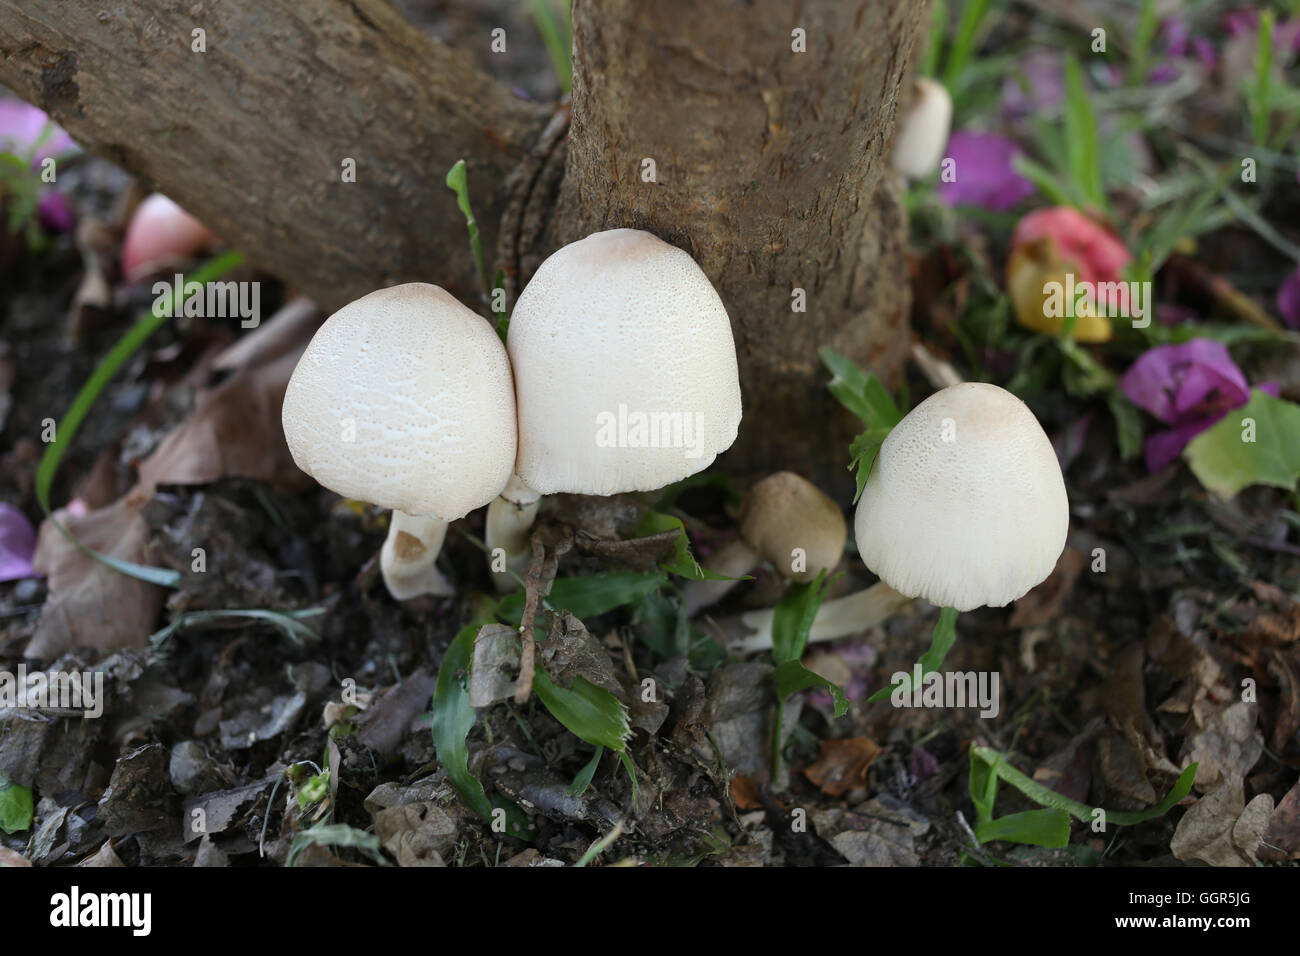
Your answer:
132,347 -> 311,498
1171,781 -> 1272,866
802,737 -> 882,797
1179,701 -> 1263,793
1258,779 -> 1300,861
730,774 -> 761,811
27,497 -> 164,658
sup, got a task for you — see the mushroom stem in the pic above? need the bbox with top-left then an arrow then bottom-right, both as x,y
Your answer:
380,510 -> 453,600
702,581 -> 913,655
680,538 -> 761,616
484,474 -> 542,591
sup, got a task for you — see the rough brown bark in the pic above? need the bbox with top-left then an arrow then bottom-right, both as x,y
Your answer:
554,0 -> 927,495
0,0 -> 551,310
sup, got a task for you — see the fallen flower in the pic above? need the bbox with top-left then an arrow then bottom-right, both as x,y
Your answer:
938,130 -> 1035,212
0,503 -> 39,582
0,100 -> 75,165
1118,338 -> 1279,472
1006,206 -> 1133,342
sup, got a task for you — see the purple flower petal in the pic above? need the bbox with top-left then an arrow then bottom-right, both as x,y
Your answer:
1001,51 -> 1064,117
938,130 -> 1035,212
0,99 -> 75,166
0,503 -> 39,582
1118,339 -> 1250,425
1143,414 -> 1224,473
1278,267 -> 1300,330
37,190 -> 75,234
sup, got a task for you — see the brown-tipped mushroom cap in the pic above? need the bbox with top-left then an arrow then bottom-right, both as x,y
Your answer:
282,283 -> 516,520
853,382 -> 1068,612
739,471 -> 846,582
507,229 -> 742,495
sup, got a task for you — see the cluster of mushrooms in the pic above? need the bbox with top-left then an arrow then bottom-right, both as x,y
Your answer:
281,224 -> 1069,661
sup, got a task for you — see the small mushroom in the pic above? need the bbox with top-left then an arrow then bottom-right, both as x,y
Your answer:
892,78 -> 953,180
854,381 -> 1068,612
705,381 -> 1068,653
487,228 -> 742,587
282,283 -> 516,600
682,471 -> 846,616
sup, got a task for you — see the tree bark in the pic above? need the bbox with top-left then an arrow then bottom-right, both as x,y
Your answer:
554,0 -> 928,494
0,0 -> 926,493
0,0 -> 551,310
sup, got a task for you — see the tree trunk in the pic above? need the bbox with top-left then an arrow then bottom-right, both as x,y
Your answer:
553,0 -> 927,494
0,0 -> 927,494
0,0 -> 551,310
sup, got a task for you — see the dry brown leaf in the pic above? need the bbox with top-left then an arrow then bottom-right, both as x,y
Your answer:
1259,779 -> 1300,861
1179,701 -> 1263,794
1171,781 -> 1272,867
730,774 -> 761,811
132,347 -> 311,497
802,737 -> 881,797
26,497 -> 164,659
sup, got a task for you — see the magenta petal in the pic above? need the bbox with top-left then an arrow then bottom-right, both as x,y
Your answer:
1278,268 -> 1300,330
0,99 -> 75,165
938,130 -> 1035,211
37,190 -> 75,234
0,503 -> 39,582
1119,339 -> 1248,425
1143,415 -> 1224,473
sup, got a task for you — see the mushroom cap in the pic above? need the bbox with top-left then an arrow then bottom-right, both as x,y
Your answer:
740,471 -> 846,582
853,382 -> 1068,612
507,229 -> 742,495
893,78 -> 953,179
282,283 -> 516,521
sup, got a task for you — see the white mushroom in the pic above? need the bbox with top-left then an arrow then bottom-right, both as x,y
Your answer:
892,77 -> 953,180
855,382 -> 1068,612
487,228 -> 743,587
682,471 -> 846,615
705,382 -> 1068,653
282,283 -> 516,600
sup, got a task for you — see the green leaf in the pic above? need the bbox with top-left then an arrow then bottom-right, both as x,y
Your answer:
566,746 -> 605,797
497,571 -> 666,624
770,571 -> 833,665
287,823 -> 390,867
431,622 -> 494,822
1062,55 -> 1105,212
974,808 -> 1071,848
819,347 -> 902,431
772,660 -> 848,718
847,427 -> 890,503
867,607 -> 958,703
1011,153 -> 1078,208
0,773 -> 34,834
1106,391 -> 1144,462
636,511 -> 742,580
973,746 -> 1198,827
1184,390 -> 1300,498
445,159 -> 488,298
532,671 -> 631,753
942,0 -> 993,94
35,251 -> 245,588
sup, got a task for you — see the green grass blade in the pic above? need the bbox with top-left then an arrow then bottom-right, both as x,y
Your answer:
528,0 -> 572,96
35,250 -> 245,588
867,607 -> 958,702
942,0 -> 993,92
770,570 -> 832,665
974,808 -> 1071,847
497,571 -> 666,624
1062,55 -> 1105,212
445,159 -> 488,298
